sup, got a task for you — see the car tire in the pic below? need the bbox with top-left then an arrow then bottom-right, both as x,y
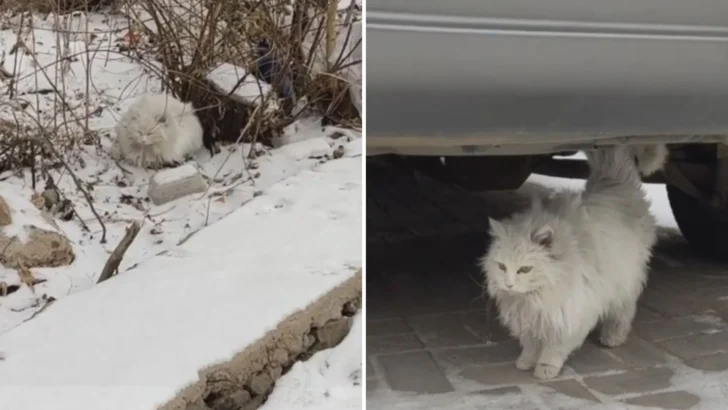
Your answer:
666,183 -> 728,261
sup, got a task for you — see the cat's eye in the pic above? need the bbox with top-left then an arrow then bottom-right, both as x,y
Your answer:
517,266 -> 532,274
497,262 -> 507,271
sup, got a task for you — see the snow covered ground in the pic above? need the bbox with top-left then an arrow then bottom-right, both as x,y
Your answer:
0,156 -> 362,410
0,6 -> 362,410
262,314 -> 363,410
0,9 -> 361,335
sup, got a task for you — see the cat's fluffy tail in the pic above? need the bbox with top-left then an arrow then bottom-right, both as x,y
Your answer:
585,145 -> 642,189
631,144 -> 668,177
583,145 -> 653,217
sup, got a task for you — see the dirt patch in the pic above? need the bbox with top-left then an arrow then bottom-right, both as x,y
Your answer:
158,268 -> 362,410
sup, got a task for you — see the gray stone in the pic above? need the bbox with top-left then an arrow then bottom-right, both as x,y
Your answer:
608,335 -> 669,369
624,391 -> 701,409
432,340 -> 521,370
148,164 -> 207,205
636,315 -> 725,342
367,334 -> 423,355
684,352 -> 728,372
379,351 -> 454,394
569,342 -> 630,375
541,379 -> 599,402
367,317 -> 411,336
583,367 -> 674,395
409,313 -> 483,347
459,362 -> 542,386
657,330 -> 728,360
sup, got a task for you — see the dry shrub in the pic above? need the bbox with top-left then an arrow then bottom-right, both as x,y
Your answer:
0,0 -> 116,14
128,0 -> 361,148
0,119 -> 81,174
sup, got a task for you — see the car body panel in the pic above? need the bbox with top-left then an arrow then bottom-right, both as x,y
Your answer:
367,0 -> 728,155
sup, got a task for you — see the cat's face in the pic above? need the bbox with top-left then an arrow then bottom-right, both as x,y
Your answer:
121,111 -> 168,146
481,218 -> 557,295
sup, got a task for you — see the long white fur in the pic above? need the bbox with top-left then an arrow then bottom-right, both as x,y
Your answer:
480,145 -> 657,380
630,143 -> 669,177
111,93 -> 203,168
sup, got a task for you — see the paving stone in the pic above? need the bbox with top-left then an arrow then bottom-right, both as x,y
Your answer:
609,335 -> 670,368
366,358 -> 375,378
432,340 -> 521,369
569,342 -> 629,375
541,379 -> 598,402
477,386 -> 522,396
459,362 -> 544,386
684,352 -> 728,372
636,315 -> 725,342
367,334 -> 423,355
469,387 -> 541,410
378,351 -> 454,394
540,380 -> 600,409
458,310 -> 513,342
583,367 -> 674,396
640,292 -> 728,318
408,313 -> 483,347
367,378 -> 383,394
624,390 -> 701,409
367,317 -> 411,336
634,306 -> 664,323
657,330 -> 728,360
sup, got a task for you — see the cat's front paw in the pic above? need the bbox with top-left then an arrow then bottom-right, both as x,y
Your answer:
533,363 -> 562,380
515,353 -> 537,370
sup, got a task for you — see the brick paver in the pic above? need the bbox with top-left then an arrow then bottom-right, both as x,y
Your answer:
367,163 -> 728,409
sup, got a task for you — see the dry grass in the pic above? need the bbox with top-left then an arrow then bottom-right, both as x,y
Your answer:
0,0 -> 360,239
0,0 -> 117,13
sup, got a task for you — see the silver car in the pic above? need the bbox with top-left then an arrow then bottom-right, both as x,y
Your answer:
367,0 -> 728,259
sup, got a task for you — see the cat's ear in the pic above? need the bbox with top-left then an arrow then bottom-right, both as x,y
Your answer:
531,225 -> 554,248
489,218 -> 506,238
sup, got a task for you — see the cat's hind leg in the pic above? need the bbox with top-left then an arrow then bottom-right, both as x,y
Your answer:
600,298 -> 637,347
515,335 -> 541,370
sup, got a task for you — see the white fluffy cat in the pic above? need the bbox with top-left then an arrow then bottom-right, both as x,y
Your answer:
111,93 -> 204,169
480,145 -> 659,380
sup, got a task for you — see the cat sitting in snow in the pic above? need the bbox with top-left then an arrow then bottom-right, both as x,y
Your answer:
111,93 -> 204,169
480,144 -> 665,380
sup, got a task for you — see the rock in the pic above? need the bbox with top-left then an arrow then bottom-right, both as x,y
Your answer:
148,164 -> 207,206
210,389 -> 251,410
248,371 -> 273,396
315,317 -> 353,349
0,196 -> 11,226
0,194 -> 74,268
30,193 -> 45,211
240,395 -> 266,410
0,227 -> 75,268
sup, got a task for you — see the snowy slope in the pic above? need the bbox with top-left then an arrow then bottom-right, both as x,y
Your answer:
0,11 -> 362,334
262,314 -> 363,410
0,156 -> 362,410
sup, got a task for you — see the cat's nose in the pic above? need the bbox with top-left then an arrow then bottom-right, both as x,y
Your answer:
505,283 -> 514,289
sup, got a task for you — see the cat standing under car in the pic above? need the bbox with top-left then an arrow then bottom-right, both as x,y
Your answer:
111,93 -> 204,169
480,144 -> 665,380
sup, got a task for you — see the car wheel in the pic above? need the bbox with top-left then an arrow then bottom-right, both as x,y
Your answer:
666,183 -> 728,261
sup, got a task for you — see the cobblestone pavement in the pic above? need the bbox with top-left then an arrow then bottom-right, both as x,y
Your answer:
366,161 -> 728,410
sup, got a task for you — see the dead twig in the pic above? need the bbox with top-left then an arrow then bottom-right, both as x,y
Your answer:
97,221 -> 141,284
